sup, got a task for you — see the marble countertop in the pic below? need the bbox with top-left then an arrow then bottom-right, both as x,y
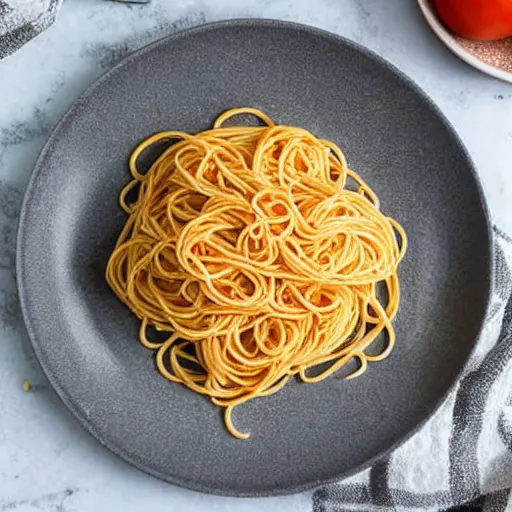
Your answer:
0,0 -> 510,510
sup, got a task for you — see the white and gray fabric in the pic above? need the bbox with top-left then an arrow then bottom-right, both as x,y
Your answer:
314,226 -> 512,511
0,0 -> 156,60
0,0 -> 155,59
0,0 -> 63,59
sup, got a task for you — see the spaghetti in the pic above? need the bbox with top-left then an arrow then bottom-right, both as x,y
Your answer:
106,107 -> 407,439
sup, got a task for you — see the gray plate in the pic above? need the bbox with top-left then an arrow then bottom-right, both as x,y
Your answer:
17,20 -> 491,496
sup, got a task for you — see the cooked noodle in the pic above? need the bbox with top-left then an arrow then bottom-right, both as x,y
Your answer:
106,107 -> 407,439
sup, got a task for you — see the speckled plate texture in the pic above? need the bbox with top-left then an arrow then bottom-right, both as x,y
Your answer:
17,19 -> 492,497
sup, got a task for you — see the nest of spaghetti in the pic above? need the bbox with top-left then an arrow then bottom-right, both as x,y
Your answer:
106,108 -> 407,439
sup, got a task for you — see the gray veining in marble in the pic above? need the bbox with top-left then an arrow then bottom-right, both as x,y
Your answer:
0,0 -> 511,510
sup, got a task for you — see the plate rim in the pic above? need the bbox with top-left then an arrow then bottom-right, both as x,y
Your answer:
417,0 -> 512,84
16,18 -> 493,497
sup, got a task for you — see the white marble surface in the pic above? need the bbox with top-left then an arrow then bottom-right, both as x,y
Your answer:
0,0 -> 510,510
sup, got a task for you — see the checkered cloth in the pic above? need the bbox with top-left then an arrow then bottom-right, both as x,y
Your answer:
314,227 -> 512,511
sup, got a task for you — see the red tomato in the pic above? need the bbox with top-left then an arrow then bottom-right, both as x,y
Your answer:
435,0 -> 512,40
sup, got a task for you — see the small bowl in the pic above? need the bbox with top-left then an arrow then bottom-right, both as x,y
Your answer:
418,0 -> 512,84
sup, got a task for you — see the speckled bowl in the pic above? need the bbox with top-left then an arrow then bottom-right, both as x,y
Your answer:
17,19 -> 491,496
418,0 -> 512,84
